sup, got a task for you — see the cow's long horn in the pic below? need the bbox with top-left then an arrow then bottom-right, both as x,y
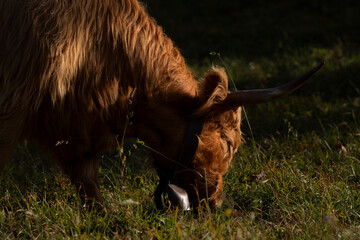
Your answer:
221,62 -> 324,110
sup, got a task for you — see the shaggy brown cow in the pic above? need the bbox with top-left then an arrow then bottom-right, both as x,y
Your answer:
0,0 -> 323,209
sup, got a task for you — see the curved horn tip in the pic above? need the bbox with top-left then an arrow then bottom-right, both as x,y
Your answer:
315,61 -> 325,69
220,62 -> 325,109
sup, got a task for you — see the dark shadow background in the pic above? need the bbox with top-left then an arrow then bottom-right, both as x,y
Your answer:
142,0 -> 360,60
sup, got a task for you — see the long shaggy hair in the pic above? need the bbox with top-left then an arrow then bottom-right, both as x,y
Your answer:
0,0 -> 196,112
0,0 -> 242,207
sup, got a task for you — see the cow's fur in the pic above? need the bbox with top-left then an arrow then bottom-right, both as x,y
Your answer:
0,0 -> 242,208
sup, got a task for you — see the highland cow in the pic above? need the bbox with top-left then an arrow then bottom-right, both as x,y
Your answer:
0,0 -> 323,209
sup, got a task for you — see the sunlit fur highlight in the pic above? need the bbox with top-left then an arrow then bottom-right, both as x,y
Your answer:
0,0 -> 196,114
0,0 -> 242,208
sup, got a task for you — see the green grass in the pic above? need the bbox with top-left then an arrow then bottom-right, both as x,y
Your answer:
1,0 -> 360,239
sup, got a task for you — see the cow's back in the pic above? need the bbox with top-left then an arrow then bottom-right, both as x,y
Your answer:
0,0 -> 100,112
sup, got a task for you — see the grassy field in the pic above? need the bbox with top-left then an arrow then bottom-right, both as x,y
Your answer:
1,0 -> 360,239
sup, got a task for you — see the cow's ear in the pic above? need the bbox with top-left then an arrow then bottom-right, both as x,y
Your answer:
194,67 -> 229,116
199,67 -> 228,99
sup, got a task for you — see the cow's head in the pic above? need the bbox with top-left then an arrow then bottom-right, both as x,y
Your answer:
131,63 -> 323,210
165,67 -> 243,209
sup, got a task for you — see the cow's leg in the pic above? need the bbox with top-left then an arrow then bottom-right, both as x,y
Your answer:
54,147 -> 104,209
67,155 -> 104,208
0,141 -> 16,173
0,116 -> 24,173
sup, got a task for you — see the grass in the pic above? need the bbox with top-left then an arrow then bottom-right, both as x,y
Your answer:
1,0 -> 360,239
